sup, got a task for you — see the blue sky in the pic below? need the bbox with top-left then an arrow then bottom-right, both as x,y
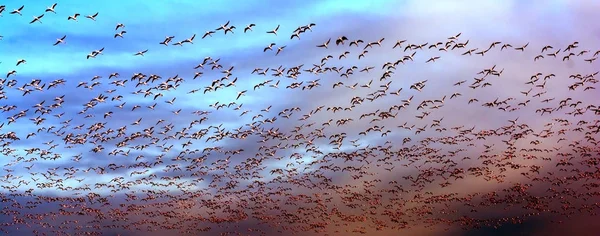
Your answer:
1,0 -> 397,75
0,0 -> 597,199
0,0 -> 404,195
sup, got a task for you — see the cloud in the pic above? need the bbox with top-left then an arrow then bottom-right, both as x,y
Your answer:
0,0 -> 599,235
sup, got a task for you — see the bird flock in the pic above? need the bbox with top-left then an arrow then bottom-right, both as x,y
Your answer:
0,3 -> 600,236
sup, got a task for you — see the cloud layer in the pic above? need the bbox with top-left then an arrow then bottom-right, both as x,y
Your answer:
0,0 -> 599,235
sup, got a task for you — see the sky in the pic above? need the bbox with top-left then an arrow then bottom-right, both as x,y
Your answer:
0,0 -> 600,235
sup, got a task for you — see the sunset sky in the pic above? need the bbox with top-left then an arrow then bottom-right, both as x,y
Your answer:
0,0 -> 599,235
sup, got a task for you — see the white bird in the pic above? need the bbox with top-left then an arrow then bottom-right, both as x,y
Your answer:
236,90 -> 247,100
92,47 -> 104,55
264,43 -> 276,52
45,3 -> 57,13
267,25 -> 280,36
276,46 -> 286,56
182,34 -> 196,44
114,31 -> 126,38
53,35 -> 67,46
216,20 -> 230,31
134,50 -> 148,56
67,13 -> 80,21
29,14 -> 44,24
115,23 -> 125,30
16,59 -> 26,66
85,12 -> 98,21
10,5 -> 24,16
244,24 -> 256,33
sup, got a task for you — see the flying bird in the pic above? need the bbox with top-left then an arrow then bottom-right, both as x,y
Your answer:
45,3 -> 57,13
10,5 -> 24,15
203,31 -> 215,39
29,14 -> 44,24
236,90 -> 247,100
115,23 -> 125,30
317,38 -> 331,49
16,59 -> 26,66
114,31 -> 127,38
182,34 -> 196,44
67,13 -> 80,21
134,50 -> 148,56
267,25 -> 280,35
276,46 -> 286,55
160,36 -> 175,45
85,12 -> 98,21
244,24 -> 256,33
264,43 -> 276,52
335,36 -> 348,45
